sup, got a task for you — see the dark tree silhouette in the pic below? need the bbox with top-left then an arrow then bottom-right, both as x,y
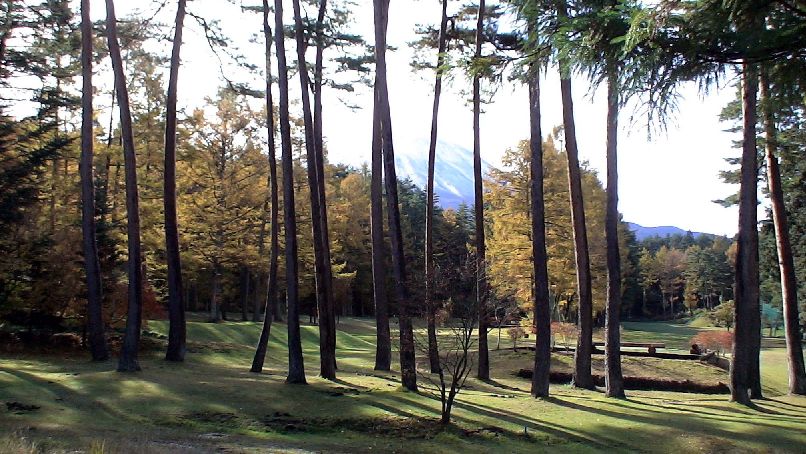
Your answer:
275,0 -> 306,385
373,0 -> 416,391
80,0 -> 109,362
164,0 -> 187,363
105,0 -> 145,373
473,0 -> 490,381
425,0 -> 450,374
251,0 -> 279,374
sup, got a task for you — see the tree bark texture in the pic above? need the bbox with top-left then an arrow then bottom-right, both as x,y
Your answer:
556,2 -> 594,387
370,81 -> 391,371
291,0 -> 336,380
731,62 -> 761,404
425,0 -> 449,375
759,70 -> 806,395
106,0 -> 145,373
80,0 -> 109,362
252,0 -> 280,374
276,0 -> 306,384
604,72 -> 625,398
313,0 -> 338,375
474,0 -> 490,381
164,0 -> 187,362
373,0 -> 416,391
528,64 -> 550,398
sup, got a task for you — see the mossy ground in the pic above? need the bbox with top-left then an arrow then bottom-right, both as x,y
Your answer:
1,317 -> 804,453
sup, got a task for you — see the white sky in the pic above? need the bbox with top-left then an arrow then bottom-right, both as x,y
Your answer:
78,0 -> 756,237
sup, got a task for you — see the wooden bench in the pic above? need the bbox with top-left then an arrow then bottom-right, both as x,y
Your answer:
593,342 -> 666,354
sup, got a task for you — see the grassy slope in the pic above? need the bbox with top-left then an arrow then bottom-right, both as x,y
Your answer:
0,318 -> 804,453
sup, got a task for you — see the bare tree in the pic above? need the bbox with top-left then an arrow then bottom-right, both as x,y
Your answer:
418,264 -> 477,425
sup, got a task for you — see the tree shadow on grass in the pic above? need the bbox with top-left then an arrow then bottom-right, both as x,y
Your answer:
544,395 -> 805,449
452,400 -> 620,450
600,395 -> 805,426
477,377 -> 528,394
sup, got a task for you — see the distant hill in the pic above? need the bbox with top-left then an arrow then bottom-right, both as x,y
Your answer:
626,222 -> 710,241
390,141 -> 719,241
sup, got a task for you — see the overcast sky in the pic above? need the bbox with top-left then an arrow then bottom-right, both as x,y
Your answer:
83,0 -> 757,237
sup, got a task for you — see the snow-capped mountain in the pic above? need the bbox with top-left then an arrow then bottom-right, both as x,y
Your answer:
393,138 -> 489,208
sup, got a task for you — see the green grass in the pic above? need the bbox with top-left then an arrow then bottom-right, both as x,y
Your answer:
1,318 -> 804,453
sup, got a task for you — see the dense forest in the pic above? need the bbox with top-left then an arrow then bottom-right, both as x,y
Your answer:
1,0 -> 805,420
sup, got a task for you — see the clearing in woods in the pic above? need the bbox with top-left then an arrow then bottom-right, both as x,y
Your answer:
1,317 -> 804,453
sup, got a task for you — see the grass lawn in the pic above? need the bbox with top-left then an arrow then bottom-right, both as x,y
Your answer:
1,317 -> 804,453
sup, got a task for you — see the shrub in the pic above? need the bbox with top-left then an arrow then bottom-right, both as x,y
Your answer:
708,301 -> 735,331
507,327 -> 525,351
691,330 -> 733,357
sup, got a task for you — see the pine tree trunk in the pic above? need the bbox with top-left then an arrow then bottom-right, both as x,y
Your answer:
604,71 -> 625,398
731,62 -> 761,404
80,0 -> 109,362
528,63 -> 550,398
291,0 -> 336,380
370,82 -> 391,371
252,0 -> 280,372
474,0 -> 490,381
313,0 -> 338,375
374,0 -> 416,391
164,0 -> 186,362
561,70 -> 594,390
106,0 -> 144,373
425,0 -> 449,375
759,70 -> 806,395
275,0 -> 306,384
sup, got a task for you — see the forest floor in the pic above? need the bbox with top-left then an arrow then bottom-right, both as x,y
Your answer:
1,317 -> 804,453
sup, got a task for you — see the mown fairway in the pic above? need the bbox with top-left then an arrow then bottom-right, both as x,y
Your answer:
1,318 -> 804,453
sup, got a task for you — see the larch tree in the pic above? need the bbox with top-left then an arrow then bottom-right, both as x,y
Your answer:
373,0 -> 417,391
80,0 -> 109,362
105,0 -> 145,372
425,0 -> 450,375
164,0 -> 187,363
251,0 -> 280,374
